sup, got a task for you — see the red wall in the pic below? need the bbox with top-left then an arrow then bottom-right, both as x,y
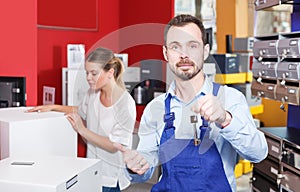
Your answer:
38,0 -> 98,30
37,0 -> 174,105
0,0 -> 38,106
120,0 -> 174,66
37,0 -> 121,105
119,0 -> 174,122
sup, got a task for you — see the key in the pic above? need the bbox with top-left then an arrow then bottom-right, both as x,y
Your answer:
280,97 -> 287,112
190,115 -> 200,146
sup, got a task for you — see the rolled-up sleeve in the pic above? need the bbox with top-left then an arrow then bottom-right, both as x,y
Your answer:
219,87 -> 268,162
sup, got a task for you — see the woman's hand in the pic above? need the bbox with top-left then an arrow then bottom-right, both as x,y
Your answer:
65,113 -> 85,133
25,105 -> 56,113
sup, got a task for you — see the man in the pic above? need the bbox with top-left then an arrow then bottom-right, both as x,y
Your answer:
115,14 -> 267,192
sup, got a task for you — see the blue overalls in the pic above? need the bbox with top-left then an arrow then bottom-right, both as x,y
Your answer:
151,83 -> 232,192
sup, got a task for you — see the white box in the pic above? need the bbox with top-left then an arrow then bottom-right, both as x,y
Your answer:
123,67 -> 141,82
0,107 -> 77,160
67,44 -> 85,69
62,68 -> 89,106
0,156 -> 102,192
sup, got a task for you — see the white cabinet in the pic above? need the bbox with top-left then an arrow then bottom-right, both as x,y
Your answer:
0,107 -> 77,159
0,156 -> 102,192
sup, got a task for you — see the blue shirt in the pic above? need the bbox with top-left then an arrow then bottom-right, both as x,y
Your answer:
130,77 -> 268,191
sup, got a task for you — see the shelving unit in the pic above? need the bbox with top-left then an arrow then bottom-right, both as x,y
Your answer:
252,127 -> 300,191
215,73 -> 247,84
250,104 -> 264,115
251,1 -> 300,191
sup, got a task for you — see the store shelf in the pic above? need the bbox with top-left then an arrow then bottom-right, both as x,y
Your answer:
250,104 -> 264,115
254,0 -> 296,11
215,73 -> 246,84
234,162 -> 243,178
246,72 -> 253,82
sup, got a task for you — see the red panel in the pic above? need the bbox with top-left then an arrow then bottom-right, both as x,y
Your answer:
119,0 -> 174,66
38,0 -> 98,30
77,135 -> 87,157
249,55 -> 253,70
0,0 -> 38,106
120,0 -> 174,27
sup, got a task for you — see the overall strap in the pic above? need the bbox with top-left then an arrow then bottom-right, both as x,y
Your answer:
164,93 -> 175,130
212,82 -> 220,97
200,82 -> 221,140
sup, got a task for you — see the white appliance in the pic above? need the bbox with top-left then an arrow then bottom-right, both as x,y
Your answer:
0,156 -> 102,192
62,68 -> 89,106
0,107 -> 77,160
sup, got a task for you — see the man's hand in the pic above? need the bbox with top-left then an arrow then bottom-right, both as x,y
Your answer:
114,143 -> 149,175
192,94 -> 231,127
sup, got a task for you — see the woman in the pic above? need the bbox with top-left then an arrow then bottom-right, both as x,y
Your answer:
28,47 -> 136,192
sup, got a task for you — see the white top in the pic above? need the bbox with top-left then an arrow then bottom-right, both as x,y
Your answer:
0,107 -> 66,122
78,89 -> 136,190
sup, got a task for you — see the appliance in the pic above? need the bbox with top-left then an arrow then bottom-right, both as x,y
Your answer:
234,37 -> 254,53
203,62 -> 216,82
211,53 -> 239,74
0,107 -> 77,160
0,156 -> 101,192
140,59 -> 164,82
114,53 -> 128,68
123,67 -> 141,93
205,27 -> 213,51
0,76 -> 26,108
237,53 -> 253,73
62,68 -> 89,106
132,60 -> 166,105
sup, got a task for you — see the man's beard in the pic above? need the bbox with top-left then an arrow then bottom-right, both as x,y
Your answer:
171,59 -> 202,81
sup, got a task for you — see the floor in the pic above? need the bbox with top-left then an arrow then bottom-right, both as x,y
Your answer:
122,172 -> 252,192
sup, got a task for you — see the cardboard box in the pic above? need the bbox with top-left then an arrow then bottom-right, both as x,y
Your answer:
0,107 -> 77,159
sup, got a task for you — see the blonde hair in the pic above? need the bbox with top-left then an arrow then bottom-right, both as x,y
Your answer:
86,47 -> 126,90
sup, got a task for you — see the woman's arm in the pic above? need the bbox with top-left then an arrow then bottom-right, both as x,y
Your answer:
26,104 -> 78,114
65,112 -> 119,153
